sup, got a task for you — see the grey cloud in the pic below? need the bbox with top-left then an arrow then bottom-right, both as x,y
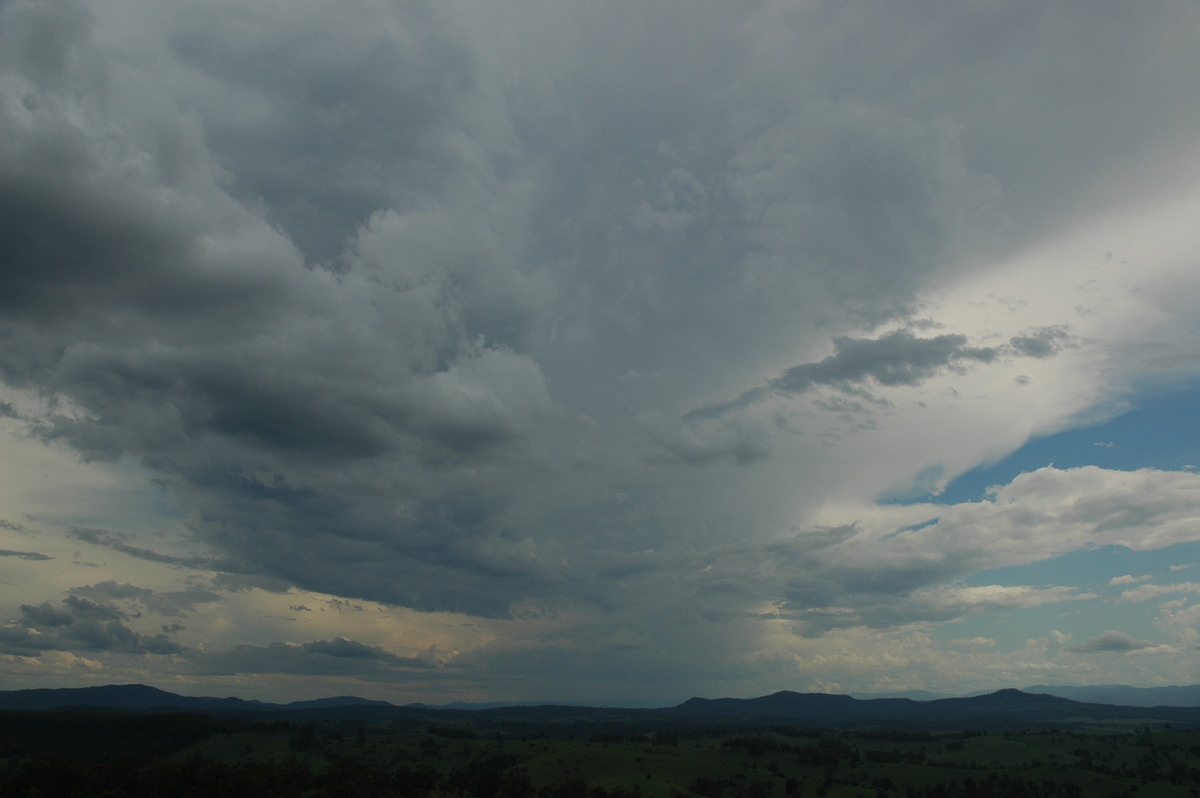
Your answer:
3,595 -> 184,656
19,601 -> 76,627
644,418 -> 771,467
688,330 -> 998,421
771,331 -> 996,390
1067,630 -> 1153,654
71,580 -> 223,617
70,582 -> 154,602
1008,326 -> 1073,358
58,595 -> 123,621
0,0 -> 1014,620
802,3 -> 1200,238
69,529 -> 243,573
188,638 -> 434,676
209,572 -> 294,594
0,626 -> 50,657
301,638 -> 394,659
629,521 -> 1095,638
167,1 -> 477,264
0,549 -> 51,561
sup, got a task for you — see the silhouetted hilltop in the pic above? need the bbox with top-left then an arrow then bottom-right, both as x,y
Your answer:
0,684 -> 261,711
282,695 -> 393,710
0,684 -> 367,713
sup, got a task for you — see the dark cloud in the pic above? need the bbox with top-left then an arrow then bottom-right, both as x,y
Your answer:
1067,630 -> 1154,654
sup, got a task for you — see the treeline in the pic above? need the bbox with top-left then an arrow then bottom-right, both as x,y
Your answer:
893,774 -> 1085,798
0,710 -> 241,763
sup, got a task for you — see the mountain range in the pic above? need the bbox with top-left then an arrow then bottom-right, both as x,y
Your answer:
2,683 -> 1199,729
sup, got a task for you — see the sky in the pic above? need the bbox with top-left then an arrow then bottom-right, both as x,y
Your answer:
2,0 -> 1200,705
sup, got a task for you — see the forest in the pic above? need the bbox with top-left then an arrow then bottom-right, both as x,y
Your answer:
3,709 -> 1200,797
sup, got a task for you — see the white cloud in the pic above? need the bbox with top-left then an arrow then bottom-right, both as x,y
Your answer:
1109,574 -> 1151,586
952,637 -> 996,648
819,468 -> 1200,580
916,584 -> 1093,613
1121,582 -> 1200,603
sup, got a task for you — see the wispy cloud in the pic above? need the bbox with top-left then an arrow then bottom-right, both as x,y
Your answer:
1120,582 -> 1200,603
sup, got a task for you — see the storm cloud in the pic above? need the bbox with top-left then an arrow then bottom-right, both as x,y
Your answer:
4,0 -> 1200,700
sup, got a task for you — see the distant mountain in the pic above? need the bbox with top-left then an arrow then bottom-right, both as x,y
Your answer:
673,690 -> 887,720
408,698 -> 659,710
0,684 -> 392,713
283,695 -> 394,710
1024,684 -> 1200,707
406,700 -> 576,711
855,684 -> 1200,708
